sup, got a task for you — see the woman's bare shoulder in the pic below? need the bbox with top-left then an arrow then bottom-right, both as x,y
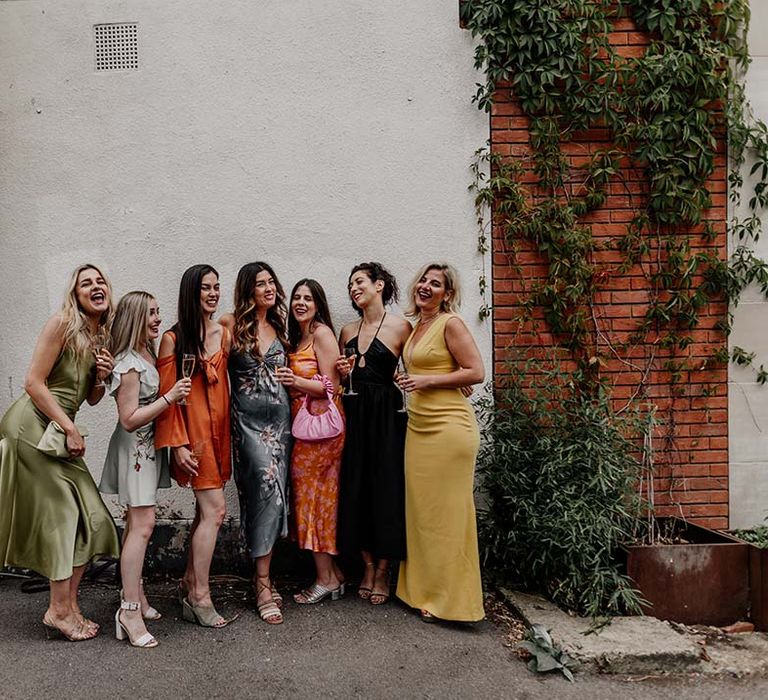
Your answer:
313,323 -> 336,343
388,314 -> 412,331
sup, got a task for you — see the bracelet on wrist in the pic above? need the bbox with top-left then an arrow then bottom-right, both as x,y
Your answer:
162,394 -> 172,406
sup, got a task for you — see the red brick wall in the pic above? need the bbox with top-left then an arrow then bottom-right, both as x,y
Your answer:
489,18 -> 730,528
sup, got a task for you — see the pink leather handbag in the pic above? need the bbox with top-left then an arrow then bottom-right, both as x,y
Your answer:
291,374 -> 344,441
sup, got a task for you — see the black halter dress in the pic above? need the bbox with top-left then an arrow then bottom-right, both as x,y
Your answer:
337,318 -> 407,560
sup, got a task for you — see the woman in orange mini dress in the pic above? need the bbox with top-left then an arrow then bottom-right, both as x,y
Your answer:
155,264 -> 232,628
276,279 -> 346,604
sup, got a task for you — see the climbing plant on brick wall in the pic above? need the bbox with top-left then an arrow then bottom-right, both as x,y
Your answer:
462,0 -> 768,615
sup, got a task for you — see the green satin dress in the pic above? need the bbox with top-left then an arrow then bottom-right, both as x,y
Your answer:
0,347 -> 120,581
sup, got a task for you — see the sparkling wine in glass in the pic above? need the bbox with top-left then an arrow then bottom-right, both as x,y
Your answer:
344,347 -> 358,397
396,359 -> 408,413
191,439 -> 206,461
180,354 -> 195,405
92,328 -> 110,388
185,439 -> 206,489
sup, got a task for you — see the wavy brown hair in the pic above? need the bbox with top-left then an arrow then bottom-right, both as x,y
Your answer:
233,262 -> 288,357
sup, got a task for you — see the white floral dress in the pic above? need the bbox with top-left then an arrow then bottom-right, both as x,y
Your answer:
99,350 -> 170,506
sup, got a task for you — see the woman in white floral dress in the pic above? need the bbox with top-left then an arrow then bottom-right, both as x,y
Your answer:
100,291 -> 190,647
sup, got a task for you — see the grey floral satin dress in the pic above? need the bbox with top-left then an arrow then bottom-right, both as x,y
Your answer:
229,339 -> 293,558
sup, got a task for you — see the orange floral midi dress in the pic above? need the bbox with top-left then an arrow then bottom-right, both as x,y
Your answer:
288,341 -> 345,554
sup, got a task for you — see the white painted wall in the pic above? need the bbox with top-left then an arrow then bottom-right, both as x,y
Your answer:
0,0 -> 489,520
729,3 -> 768,528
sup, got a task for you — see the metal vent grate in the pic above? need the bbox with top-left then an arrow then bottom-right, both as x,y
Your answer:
94,23 -> 138,71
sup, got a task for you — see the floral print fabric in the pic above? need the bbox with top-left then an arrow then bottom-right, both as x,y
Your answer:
229,339 -> 292,559
100,350 -> 170,506
288,342 -> 345,554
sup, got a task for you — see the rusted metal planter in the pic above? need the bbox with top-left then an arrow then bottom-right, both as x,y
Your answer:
626,518 -> 750,627
749,545 -> 768,631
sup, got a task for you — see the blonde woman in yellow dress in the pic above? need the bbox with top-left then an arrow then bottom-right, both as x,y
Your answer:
395,263 -> 485,623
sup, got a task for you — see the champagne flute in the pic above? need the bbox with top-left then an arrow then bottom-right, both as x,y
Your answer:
191,439 -> 206,462
180,354 -> 195,405
186,439 -> 206,489
396,359 -> 408,413
344,347 -> 358,397
92,328 -> 110,388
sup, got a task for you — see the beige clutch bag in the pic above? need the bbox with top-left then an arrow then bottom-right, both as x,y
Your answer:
36,421 -> 89,458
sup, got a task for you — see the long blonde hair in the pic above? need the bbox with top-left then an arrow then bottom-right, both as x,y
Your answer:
405,262 -> 462,318
60,263 -> 114,359
111,291 -> 156,359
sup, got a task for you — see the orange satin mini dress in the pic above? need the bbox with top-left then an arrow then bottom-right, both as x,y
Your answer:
155,328 -> 231,490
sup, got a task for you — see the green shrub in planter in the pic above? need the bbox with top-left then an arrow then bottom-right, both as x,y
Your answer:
732,526 -> 768,549
478,360 -> 646,617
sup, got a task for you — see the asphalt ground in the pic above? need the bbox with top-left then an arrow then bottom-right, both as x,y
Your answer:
1,574 -> 768,699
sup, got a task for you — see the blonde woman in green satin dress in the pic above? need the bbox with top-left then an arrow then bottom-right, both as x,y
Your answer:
0,264 -> 121,641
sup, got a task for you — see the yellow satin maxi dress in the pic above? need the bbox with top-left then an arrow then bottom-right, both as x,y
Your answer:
395,313 -> 484,622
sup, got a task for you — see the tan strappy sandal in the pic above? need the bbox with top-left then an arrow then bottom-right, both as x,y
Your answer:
370,564 -> 390,606
358,561 -> 375,600
254,577 -> 283,625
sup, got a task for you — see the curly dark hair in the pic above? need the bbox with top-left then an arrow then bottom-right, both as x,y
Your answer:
347,262 -> 399,316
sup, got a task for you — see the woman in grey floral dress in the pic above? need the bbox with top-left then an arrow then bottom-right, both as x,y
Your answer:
220,262 -> 292,625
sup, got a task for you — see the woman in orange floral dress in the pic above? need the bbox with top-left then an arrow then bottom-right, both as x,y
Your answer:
276,278 -> 345,604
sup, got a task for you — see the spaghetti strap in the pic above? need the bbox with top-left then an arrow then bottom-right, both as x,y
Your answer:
355,312 -> 387,357
338,309 -> 406,560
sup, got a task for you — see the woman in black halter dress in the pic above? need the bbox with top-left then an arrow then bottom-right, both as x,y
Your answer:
336,263 -> 412,605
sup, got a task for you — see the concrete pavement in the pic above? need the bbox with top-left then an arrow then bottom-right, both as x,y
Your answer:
2,576 -> 768,699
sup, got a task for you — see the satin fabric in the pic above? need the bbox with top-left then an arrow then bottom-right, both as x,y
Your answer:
229,338 -> 292,558
0,347 -> 120,581
395,314 -> 484,622
288,341 -> 345,554
337,335 -> 407,560
155,329 -> 231,490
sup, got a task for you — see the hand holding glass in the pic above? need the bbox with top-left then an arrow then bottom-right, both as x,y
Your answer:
396,359 -> 408,413
180,354 -> 195,404
344,348 -> 358,397
185,440 -> 205,488
92,329 -> 110,388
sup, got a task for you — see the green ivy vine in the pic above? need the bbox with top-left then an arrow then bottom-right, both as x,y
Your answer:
463,0 -> 767,370
462,0 -> 768,614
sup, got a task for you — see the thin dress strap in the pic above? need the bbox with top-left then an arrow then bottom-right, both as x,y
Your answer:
356,312 -> 387,356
